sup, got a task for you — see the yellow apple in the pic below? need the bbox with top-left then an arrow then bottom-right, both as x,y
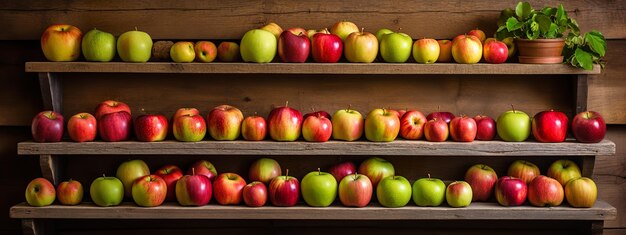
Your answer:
260,23 -> 283,40
413,38 -> 440,64
41,24 -> 83,61
170,41 -> 195,63
344,29 -> 378,63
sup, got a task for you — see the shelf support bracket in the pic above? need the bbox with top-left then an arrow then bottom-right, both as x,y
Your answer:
22,219 -> 43,235
38,72 -> 62,113
39,155 -> 60,185
575,74 -> 588,114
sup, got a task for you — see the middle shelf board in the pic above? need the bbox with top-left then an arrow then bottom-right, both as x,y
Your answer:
18,139 -> 615,156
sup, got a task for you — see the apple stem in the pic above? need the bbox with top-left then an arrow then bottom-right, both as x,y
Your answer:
102,174 -> 105,178
285,101 -> 289,107
354,173 -> 358,180
360,27 -> 364,34
585,112 -> 590,119
511,104 -> 516,113
398,27 -> 402,33
286,169 -> 289,177
347,104 -> 352,111
192,168 -> 195,176
428,173 -> 431,179
318,168 -> 321,175
437,105 -> 440,112
254,111 -> 258,116
134,27 -> 138,31
323,28 -> 329,34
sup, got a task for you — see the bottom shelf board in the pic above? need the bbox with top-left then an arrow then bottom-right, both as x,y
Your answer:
10,201 -> 616,221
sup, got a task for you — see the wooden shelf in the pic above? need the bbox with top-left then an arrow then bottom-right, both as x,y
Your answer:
18,139 -> 615,156
25,62 -> 601,74
10,201 -> 616,220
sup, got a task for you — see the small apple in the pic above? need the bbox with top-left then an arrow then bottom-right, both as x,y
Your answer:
338,173 -> 373,207
507,160 -> 540,185
467,29 -> 486,44
131,174 -> 167,207
465,164 -> 498,202
241,115 -> 267,141
446,181 -> 473,208
565,177 -> 597,208
483,39 -> 508,64
172,113 -> 206,142
175,173 -> 212,206
451,34 -> 482,64
532,110 -> 568,143
331,107 -> 364,141
217,42 -> 240,62
412,174 -> 446,206
496,106 -> 530,142
380,31 -> 413,63
67,112 -> 97,142
424,118 -> 449,142
134,114 -> 168,142
31,111 -> 64,143
311,29 -> 343,63
344,28 -> 378,63
303,110 -> 331,120
41,24 -> 82,61
330,21 -> 359,41
495,176 -> 527,206
301,168 -> 337,207
98,111 -> 132,142
399,110 -> 427,140
412,38 -> 440,64
364,108 -> 400,142
243,181 -> 267,207
207,104 -> 244,141
56,179 -> 83,205
170,41 -> 195,63
267,102 -> 302,142
213,173 -> 247,205
269,169 -> 300,207
94,100 -> 131,120
278,30 -> 310,63
259,22 -> 283,39
572,111 -> 606,143
547,160 -> 582,187
194,41 -> 217,62
502,37 -> 516,59
474,115 -> 496,141
376,175 -> 412,208
248,158 -> 281,184
528,175 -> 564,207
81,28 -> 116,62
186,160 -> 218,182
449,115 -> 477,142
375,28 -> 394,42
117,29 -> 153,63
437,39 -> 453,63
240,29 -> 277,63
155,165 -> 184,202
90,175 -> 124,207
358,157 -> 395,189
25,178 -> 56,207
426,111 -> 455,124
302,114 -> 332,142
116,159 -> 150,198
328,161 -> 357,183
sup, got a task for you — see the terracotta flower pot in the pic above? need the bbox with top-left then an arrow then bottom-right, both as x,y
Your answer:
515,38 -> 565,64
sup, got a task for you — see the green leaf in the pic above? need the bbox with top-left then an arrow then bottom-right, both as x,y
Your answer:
506,17 -> 523,31
546,23 -> 558,38
535,14 -> 551,35
575,48 -> 593,70
498,8 -> 516,27
541,7 -> 556,16
567,18 -> 580,35
516,2 -> 532,19
556,4 -> 567,22
527,21 -> 540,39
585,31 -> 606,57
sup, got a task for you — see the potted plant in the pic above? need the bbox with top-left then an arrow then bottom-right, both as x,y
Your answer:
496,2 -> 606,69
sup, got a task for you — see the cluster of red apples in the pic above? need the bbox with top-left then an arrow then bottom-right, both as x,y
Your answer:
31,100 -> 606,144
25,157 -> 597,209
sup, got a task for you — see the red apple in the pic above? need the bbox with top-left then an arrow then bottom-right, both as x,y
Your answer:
41,24 -> 82,61
399,110 -> 427,140
131,174 -> 167,207
134,114 -> 168,142
572,111 -> 606,143
267,102 -> 303,141
452,34 -> 482,64
175,173 -> 212,206
278,30 -> 310,63
467,29 -> 486,44
532,110 -> 568,143
338,173 -> 373,207
474,115 -> 496,141
241,115 -> 267,141
287,27 -> 308,36
311,29 -> 343,63
187,160 -> 218,182
98,111 -> 132,142
426,111 -> 455,124
507,160 -> 540,185
56,179 -> 83,205
172,113 -> 206,142
358,157 -> 395,189
31,111 -> 64,143
329,161 -> 356,183
172,108 -> 200,121
67,112 -> 97,142
207,105 -> 244,141
449,115 -> 477,142
437,39 -> 453,63
483,40 -> 508,64
269,169 -> 300,207
25,177 -> 56,207
217,41 -> 240,62
527,175 -> 564,207
495,176 -> 527,206
155,165 -> 184,201
546,159 -> 582,187
95,100 -> 131,120
303,110 -> 331,120
565,177 -> 597,208
248,158 -> 281,184
242,181 -> 267,207
464,164 -> 498,202
302,114 -> 332,142
395,109 -> 407,120
213,173 -> 247,205
424,118 -> 449,142
194,41 -> 217,63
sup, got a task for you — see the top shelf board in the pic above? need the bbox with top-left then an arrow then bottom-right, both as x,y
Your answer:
25,62 -> 601,75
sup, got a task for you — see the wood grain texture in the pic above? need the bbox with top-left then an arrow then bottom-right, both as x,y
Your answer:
25,62 -> 602,74
38,155 -> 59,185
588,40 -> 626,124
594,126 -> 626,228
17,139 -> 615,156
38,72 -> 62,113
9,201 -> 616,220
1,0 -> 625,40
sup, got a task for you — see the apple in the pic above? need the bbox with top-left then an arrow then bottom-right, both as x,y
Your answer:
484,38 -> 497,44
240,29 -> 276,63
303,110 -> 331,120
311,29 -> 343,63
502,37 -> 516,59
412,174 -> 446,206
399,110 -> 427,140
330,21 -> 359,41
426,111 -> 455,124
207,105 -> 244,141
169,41 -> 195,63
413,38 -> 440,64
338,173 -> 373,207
358,157 -> 395,189
329,161 -> 356,183
301,168 -> 337,207
67,112 -> 97,142
172,107 -> 200,121
379,31 -> 413,63
134,114 -> 168,142
507,160 -> 540,184
155,165 -> 184,202
56,179 -> 83,205
248,158 -> 281,184
437,39 -> 453,63
572,111 -> 606,143
451,34 -> 482,64
565,177 -> 597,208
344,29 -> 378,63
132,174 -> 167,207
331,107 -> 364,141
528,175 -> 564,207
364,108 -> 400,142
375,28 -> 394,42
307,29 -> 320,39
31,111 -> 64,143
94,100 -> 131,120
243,181 -> 267,207
194,41 -> 217,62
495,176 -> 527,206
117,29 -> 153,63
267,102 -> 302,141
81,28 -> 116,62
286,27 -> 307,36
424,118 -> 449,142
41,24 -> 82,61
25,178 -> 56,207
446,181 -> 473,207
532,110 -> 568,143
98,111 -> 132,142
547,160 -> 582,187
278,30 -> 310,63
116,159 -> 150,198
172,113 -> 206,142
187,160 -> 218,182
465,164 -> 498,202
90,175 -> 124,207
474,115 -> 496,141
269,169 -> 300,207
376,175 -> 412,208
483,40 -> 508,64
395,109 -> 408,119
241,115 -> 267,141
467,29 -> 486,44
175,173 -> 212,206
449,115 -> 477,142
302,114 -> 332,142
497,106 -> 531,142
213,173 -> 247,205
259,22 -> 283,39
217,42 -> 240,62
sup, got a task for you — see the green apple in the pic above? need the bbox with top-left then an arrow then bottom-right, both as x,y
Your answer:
116,159 -> 150,198
412,175 -> 446,206
170,41 -> 195,63
365,108 -> 400,142
117,29 -> 153,62
90,175 -> 124,207
497,107 -> 531,142
412,38 -> 440,64
81,28 -> 116,62
380,32 -> 413,63
240,29 -> 277,63
25,178 -> 56,207
301,168 -> 337,207
377,175 -> 412,208
446,181 -> 473,207
375,28 -> 394,42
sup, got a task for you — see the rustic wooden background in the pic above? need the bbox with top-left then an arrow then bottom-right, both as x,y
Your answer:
0,1 -> 624,234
